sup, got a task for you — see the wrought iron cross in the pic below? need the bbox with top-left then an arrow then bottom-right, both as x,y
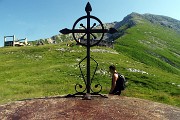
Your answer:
60,2 -> 117,99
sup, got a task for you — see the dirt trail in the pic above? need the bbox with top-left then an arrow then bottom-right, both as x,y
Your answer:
0,96 -> 180,120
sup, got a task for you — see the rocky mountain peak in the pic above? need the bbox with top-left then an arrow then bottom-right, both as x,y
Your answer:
110,12 -> 180,32
143,13 -> 180,32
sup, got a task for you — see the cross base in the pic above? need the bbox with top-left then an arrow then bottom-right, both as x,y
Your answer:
65,92 -> 108,99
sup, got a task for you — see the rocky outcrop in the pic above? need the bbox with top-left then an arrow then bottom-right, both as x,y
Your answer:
0,96 -> 180,120
143,13 -> 180,32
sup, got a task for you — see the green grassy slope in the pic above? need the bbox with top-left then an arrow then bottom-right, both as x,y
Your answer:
113,14 -> 180,107
115,20 -> 180,74
0,43 -> 179,107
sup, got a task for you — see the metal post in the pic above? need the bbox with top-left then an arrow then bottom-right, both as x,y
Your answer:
85,5 -> 91,99
13,35 -> 15,47
25,38 -> 28,45
4,36 -> 6,47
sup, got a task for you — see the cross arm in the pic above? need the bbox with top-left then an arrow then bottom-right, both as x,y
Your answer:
60,28 -> 117,35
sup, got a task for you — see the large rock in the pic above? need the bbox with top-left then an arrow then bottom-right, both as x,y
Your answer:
0,96 -> 179,120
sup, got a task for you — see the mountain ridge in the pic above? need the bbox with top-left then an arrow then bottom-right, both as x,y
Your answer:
31,12 -> 180,45
103,12 -> 180,40
109,12 -> 180,32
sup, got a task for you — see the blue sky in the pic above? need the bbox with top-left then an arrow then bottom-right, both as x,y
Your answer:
0,0 -> 180,47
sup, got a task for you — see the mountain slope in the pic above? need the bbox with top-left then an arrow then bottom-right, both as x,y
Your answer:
112,13 -> 180,75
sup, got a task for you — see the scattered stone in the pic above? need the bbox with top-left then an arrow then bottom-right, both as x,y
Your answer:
96,69 -> 108,75
127,68 -> 148,74
55,48 -> 67,52
91,49 -> 118,54
76,58 -> 81,62
70,50 -> 82,53
172,83 -> 176,85
35,55 -> 42,59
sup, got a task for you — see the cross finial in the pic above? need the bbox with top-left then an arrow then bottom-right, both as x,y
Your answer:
85,2 -> 92,13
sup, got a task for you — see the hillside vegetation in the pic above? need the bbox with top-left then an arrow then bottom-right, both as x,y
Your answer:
0,43 -> 179,107
115,13 -> 180,73
0,13 -> 180,107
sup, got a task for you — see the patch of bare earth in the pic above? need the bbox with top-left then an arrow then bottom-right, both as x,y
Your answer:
0,96 -> 179,120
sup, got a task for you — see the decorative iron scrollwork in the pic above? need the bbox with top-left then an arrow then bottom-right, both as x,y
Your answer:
75,83 -> 86,93
91,84 -> 102,94
72,15 -> 105,47
77,56 -> 102,94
